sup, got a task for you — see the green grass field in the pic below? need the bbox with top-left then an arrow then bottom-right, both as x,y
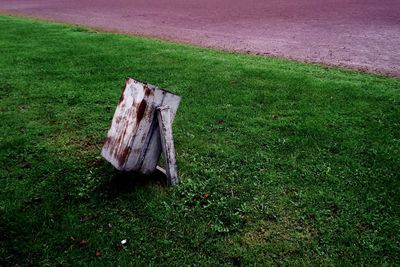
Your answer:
0,15 -> 399,266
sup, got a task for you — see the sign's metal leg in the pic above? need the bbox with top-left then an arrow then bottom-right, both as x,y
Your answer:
157,106 -> 179,185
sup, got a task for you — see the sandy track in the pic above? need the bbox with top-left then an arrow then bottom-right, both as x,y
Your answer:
1,0 -> 399,75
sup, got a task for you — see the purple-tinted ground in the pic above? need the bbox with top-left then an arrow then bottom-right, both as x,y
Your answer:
1,0 -> 399,75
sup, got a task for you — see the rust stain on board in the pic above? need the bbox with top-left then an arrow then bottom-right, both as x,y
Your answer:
112,121 -> 130,166
104,136 -> 113,149
117,146 -> 131,167
136,100 -> 147,126
144,86 -> 151,96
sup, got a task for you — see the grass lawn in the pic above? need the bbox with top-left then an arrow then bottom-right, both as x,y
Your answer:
0,15 -> 399,266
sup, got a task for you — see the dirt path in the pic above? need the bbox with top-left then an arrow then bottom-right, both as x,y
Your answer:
1,0 -> 399,75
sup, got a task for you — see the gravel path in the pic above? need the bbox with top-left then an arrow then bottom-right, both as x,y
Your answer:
1,0 -> 399,75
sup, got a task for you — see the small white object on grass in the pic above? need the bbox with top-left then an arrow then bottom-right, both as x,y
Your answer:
121,239 -> 127,245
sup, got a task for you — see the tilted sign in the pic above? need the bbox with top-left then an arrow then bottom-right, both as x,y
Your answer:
102,78 -> 181,185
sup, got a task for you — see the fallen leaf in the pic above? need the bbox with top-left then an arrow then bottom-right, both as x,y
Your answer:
95,250 -> 102,257
201,193 -> 210,199
271,114 -> 279,119
78,240 -> 89,247
69,236 -> 76,241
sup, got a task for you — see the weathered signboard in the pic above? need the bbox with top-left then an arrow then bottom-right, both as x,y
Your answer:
101,78 -> 180,184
